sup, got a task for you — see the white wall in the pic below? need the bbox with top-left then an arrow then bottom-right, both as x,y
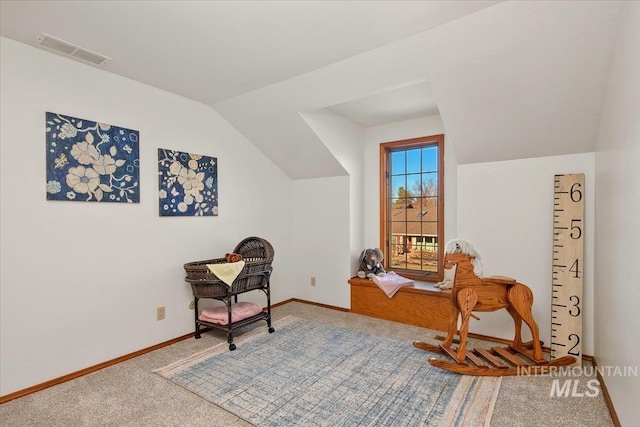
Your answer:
457,154 -> 595,355
0,37 -> 294,396
363,115 -> 458,257
292,110 -> 365,308
594,2 -> 640,425
300,109 -> 365,276
292,176 -> 351,308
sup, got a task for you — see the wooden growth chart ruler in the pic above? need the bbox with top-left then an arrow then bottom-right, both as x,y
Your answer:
551,173 -> 584,365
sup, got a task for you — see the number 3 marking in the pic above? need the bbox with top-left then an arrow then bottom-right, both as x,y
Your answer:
569,295 -> 580,317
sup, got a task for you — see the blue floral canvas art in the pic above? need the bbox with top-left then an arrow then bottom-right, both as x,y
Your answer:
46,112 -> 140,203
157,149 -> 218,216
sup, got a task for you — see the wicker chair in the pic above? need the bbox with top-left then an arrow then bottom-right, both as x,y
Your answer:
184,237 -> 274,350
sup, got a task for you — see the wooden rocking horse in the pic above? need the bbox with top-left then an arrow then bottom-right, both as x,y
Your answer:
414,243 -> 576,376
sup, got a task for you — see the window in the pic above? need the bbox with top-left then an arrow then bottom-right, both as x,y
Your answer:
380,135 -> 444,281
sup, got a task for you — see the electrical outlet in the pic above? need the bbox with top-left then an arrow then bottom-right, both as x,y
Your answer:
310,276 -> 316,286
157,306 -> 165,320
189,301 -> 195,310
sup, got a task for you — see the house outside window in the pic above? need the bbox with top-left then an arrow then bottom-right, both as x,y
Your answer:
380,135 -> 444,281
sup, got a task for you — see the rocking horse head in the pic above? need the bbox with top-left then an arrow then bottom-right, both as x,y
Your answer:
444,239 -> 484,278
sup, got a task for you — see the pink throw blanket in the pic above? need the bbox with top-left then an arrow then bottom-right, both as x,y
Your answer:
199,302 -> 262,325
370,271 -> 414,298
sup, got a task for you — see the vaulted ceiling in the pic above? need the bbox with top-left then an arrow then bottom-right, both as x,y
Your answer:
1,1 -> 622,179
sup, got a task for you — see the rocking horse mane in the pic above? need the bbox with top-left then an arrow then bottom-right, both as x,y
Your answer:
444,239 -> 484,278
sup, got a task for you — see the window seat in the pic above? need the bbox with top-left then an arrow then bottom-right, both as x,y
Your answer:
348,277 -> 453,331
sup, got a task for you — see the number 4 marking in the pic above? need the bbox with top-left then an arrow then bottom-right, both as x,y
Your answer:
569,259 -> 581,279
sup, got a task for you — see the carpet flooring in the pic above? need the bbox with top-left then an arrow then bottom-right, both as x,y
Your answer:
0,301 -> 615,426
155,316 -> 500,426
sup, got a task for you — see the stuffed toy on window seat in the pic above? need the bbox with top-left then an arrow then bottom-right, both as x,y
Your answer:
357,248 -> 386,279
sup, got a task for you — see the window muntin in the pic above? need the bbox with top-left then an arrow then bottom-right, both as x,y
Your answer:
380,135 -> 444,281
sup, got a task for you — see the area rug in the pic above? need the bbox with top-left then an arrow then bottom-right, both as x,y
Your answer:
155,317 -> 501,426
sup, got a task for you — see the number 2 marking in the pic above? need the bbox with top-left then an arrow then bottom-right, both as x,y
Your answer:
568,334 -> 580,356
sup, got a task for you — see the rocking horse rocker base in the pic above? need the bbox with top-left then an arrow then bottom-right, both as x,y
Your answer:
414,249 -> 576,376
413,341 -> 576,377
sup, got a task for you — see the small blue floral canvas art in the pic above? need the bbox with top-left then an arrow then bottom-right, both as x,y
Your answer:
45,112 -> 140,203
157,148 -> 218,216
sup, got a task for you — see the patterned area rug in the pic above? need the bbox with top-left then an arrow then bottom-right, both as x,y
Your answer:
155,317 -> 501,426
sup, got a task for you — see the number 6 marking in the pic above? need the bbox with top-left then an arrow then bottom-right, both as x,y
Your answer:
571,182 -> 582,202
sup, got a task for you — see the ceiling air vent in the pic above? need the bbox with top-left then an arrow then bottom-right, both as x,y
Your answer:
36,33 -> 111,67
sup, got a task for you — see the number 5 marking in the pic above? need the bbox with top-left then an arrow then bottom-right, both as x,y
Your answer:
570,219 -> 582,239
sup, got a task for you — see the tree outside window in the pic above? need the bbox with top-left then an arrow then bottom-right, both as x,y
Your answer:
380,135 -> 444,281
